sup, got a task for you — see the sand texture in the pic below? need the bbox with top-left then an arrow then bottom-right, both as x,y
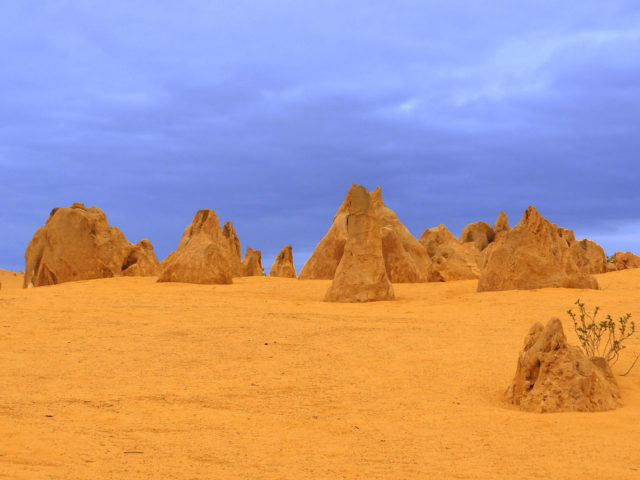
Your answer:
1,269 -> 640,478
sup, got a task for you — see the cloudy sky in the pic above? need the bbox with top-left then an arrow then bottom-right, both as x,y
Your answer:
1,1 -> 639,272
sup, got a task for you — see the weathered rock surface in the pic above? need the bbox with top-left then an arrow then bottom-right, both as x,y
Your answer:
241,247 -> 264,276
494,211 -> 510,234
157,209 -> 234,284
324,185 -> 394,302
419,225 -> 481,281
418,224 -> 458,258
370,187 -> 432,282
612,251 -> 640,270
222,221 -> 242,277
270,245 -> 296,278
569,238 -> 607,274
550,228 -> 607,275
300,184 -> 430,282
121,239 -> 161,277
506,318 -> 621,413
24,202 -> 160,288
478,206 -> 599,291
459,221 -> 495,251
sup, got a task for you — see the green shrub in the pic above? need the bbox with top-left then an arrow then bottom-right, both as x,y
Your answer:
567,299 -> 635,366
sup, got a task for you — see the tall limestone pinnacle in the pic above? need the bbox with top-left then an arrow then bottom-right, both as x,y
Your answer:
300,184 -> 431,282
324,185 -> 395,302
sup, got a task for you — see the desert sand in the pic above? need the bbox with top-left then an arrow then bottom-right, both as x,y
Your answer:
1,268 -> 639,479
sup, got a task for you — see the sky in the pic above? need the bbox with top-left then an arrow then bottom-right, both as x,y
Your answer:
1,1 -> 640,272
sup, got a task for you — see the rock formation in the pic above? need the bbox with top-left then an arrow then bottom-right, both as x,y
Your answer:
241,247 -> 264,276
157,209 -> 234,284
569,238 -> 607,274
370,187 -> 432,282
324,185 -> 394,302
419,225 -> 481,281
121,239 -> 161,277
459,221 -> 495,251
494,211 -> 510,234
477,206 -> 599,291
612,251 -> 640,270
506,318 -> 621,412
299,184 -> 430,282
23,202 -> 161,288
222,221 -> 242,277
270,245 -> 296,278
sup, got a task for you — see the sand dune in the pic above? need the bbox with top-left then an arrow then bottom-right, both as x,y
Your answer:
1,270 -> 639,478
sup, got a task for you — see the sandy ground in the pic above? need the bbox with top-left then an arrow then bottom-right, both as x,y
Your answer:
1,269 -> 639,479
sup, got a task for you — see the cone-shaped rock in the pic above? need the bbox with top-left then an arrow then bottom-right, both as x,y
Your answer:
300,184 -> 430,282
612,251 -> 640,270
506,318 -> 621,412
157,209 -> 234,284
222,221 -> 242,277
270,245 -> 296,278
24,202 -> 160,288
494,211 -> 510,234
478,206 -> 599,291
459,221 -> 495,251
241,247 -> 264,276
370,187 -> 432,282
419,225 -> 481,281
324,185 -> 394,302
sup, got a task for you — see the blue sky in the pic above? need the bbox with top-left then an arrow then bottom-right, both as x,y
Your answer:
1,1 -> 640,272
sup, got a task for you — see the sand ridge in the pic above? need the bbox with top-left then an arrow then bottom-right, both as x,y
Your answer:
0,270 -> 639,478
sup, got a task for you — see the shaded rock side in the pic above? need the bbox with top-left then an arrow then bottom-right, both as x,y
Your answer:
612,251 -> 640,270
241,247 -> 264,276
477,206 -> 599,292
121,239 -> 161,277
370,187 -> 432,282
297,188 -> 351,280
419,225 -> 481,281
24,202 -> 160,288
269,245 -> 296,278
459,221 -> 495,251
222,221 -> 242,277
157,209 -> 234,284
506,318 -> 621,413
324,185 -> 394,302
300,184 -> 431,282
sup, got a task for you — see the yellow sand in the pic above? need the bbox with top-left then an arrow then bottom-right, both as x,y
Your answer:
1,269 -> 639,479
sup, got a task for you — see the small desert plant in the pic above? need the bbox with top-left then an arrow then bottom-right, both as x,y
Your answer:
567,299 -> 635,368
606,255 -> 614,264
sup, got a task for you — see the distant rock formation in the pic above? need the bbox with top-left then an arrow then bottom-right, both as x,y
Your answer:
419,225 -> 481,281
270,245 -> 296,278
121,239 -> 161,277
612,251 -> 640,270
506,318 -> 621,412
300,184 -> 430,282
478,206 -> 599,291
241,247 -> 264,276
370,187 -> 432,282
570,239 -> 607,274
158,209 -> 234,284
324,185 -> 394,302
494,211 -> 510,234
23,202 -> 160,288
222,221 -> 242,277
459,221 -> 495,251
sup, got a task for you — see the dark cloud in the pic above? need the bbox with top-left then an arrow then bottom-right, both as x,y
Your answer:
1,1 -> 640,272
